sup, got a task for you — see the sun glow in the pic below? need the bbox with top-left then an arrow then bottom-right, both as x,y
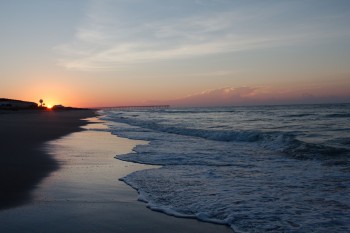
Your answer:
47,104 -> 52,109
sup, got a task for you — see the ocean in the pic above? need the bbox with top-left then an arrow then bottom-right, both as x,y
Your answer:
101,104 -> 350,233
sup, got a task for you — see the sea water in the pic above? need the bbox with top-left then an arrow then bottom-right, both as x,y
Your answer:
101,104 -> 350,232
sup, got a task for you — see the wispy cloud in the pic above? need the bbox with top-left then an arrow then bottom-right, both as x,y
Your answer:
54,0 -> 350,71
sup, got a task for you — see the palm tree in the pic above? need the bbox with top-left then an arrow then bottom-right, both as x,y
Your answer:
39,99 -> 43,107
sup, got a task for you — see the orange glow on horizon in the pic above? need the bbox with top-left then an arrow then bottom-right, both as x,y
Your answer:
6,77 -> 350,108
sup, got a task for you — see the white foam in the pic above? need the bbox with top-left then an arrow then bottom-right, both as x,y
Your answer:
105,107 -> 350,232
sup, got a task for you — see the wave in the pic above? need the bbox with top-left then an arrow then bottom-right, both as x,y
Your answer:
120,164 -> 350,232
282,113 -> 315,118
325,113 -> 350,118
120,175 -> 229,225
276,137 -> 349,160
107,113 -> 264,142
106,114 -> 349,160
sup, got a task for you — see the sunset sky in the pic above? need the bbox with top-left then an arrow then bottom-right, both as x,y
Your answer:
1,0 -> 350,107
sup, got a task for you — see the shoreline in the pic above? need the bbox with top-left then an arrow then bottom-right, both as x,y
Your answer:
0,114 -> 233,233
0,110 -> 96,209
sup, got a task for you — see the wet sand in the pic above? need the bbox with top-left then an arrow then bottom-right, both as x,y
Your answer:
0,116 -> 233,232
0,110 -> 96,209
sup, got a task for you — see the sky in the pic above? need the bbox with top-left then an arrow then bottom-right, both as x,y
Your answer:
1,0 -> 350,107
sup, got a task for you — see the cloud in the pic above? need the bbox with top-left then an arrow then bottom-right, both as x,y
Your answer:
149,86 -> 350,107
54,0 -> 350,71
157,86 -> 260,107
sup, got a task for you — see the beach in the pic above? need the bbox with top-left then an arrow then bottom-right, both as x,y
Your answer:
0,110 -> 232,233
0,110 -> 96,209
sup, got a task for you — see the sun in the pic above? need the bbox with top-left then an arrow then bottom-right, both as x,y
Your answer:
47,104 -> 53,109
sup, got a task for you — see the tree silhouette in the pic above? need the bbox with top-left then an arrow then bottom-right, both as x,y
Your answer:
39,99 -> 43,107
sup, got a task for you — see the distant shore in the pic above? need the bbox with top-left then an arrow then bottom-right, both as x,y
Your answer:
0,109 -> 96,209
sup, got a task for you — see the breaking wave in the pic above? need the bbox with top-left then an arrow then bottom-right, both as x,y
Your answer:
105,113 -> 349,160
